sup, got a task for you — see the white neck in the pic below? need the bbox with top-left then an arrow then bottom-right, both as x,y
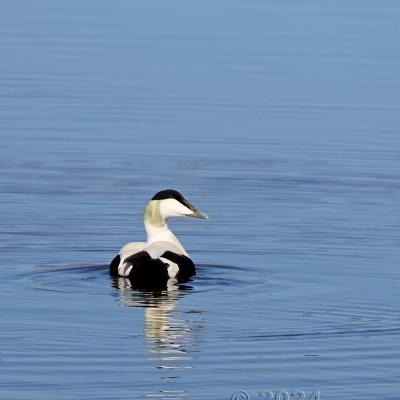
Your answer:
143,199 -> 191,256
144,221 -> 188,256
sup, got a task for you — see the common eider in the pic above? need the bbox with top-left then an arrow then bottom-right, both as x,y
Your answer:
109,190 -> 208,288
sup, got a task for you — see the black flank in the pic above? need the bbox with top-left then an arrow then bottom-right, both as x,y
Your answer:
126,251 -> 170,289
109,254 -> 121,277
161,251 -> 196,280
124,250 -> 152,265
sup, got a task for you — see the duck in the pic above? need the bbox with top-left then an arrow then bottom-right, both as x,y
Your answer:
109,189 -> 208,288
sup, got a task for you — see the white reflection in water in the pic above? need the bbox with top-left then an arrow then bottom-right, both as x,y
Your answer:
113,277 -> 205,398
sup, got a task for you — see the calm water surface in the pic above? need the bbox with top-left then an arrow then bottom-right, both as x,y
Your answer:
1,1 -> 400,399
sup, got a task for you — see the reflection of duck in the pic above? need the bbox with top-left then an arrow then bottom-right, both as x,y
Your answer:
109,190 -> 208,289
112,277 -> 205,377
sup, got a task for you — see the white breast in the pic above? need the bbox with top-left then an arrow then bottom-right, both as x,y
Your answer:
119,242 -> 146,255
145,241 -> 183,258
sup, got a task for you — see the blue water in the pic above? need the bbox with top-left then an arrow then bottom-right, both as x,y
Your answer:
1,1 -> 400,399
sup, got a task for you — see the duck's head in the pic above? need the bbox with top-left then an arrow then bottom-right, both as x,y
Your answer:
144,189 -> 208,226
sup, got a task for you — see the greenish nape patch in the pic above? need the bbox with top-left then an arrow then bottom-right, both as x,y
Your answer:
144,200 -> 164,226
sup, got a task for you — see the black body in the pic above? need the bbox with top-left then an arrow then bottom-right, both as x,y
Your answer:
109,250 -> 196,289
